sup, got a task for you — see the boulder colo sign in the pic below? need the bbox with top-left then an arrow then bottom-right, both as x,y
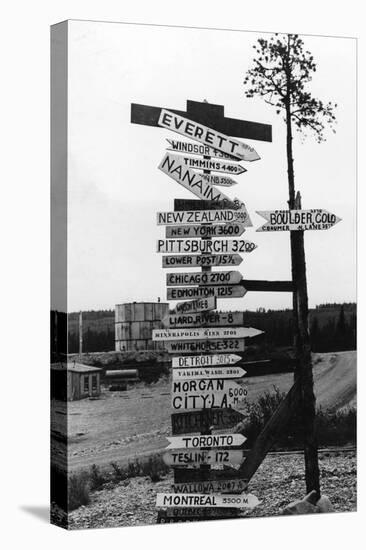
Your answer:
158,109 -> 260,161
256,209 -> 341,232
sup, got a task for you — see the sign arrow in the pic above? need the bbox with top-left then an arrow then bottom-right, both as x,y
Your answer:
157,206 -> 251,227
173,296 -> 217,315
162,449 -> 245,469
172,354 -> 242,368
164,312 -> 245,329
159,152 -> 233,202
202,174 -> 238,187
153,327 -> 261,341
256,209 -> 342,232
166,270 -> 242,287
172,366 -> 247,380
171,379 -> 247,409
156,492 -> 260,508
158,109 -> 260,161
167,286 -> 247,301
165,223 -> 246,238
165,338 -> 246,354
162,254 -> 243,268
178,155 -> 247,176
171,408 -> 245,434
165,433 -> 246,449
157,238 -> 257,254
173,478 -> 248,494
166,138 -> 241,161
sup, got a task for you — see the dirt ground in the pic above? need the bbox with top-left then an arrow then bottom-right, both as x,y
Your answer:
66,449 -> 357,529
56,351 -> 356,472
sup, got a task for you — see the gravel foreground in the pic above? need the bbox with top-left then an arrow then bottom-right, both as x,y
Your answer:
65,450 -> 356,530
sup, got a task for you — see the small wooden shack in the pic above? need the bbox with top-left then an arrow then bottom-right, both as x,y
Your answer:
51,362 -> 102,401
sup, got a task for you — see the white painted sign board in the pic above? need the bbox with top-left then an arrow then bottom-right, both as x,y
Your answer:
256,209 -> 341,232
153,327 -> 262,341
157,207 -> 251,226
156,492 -> 260,508
158,109 -> 260,161
172,354 -> 242,368
157,239 -> 257,254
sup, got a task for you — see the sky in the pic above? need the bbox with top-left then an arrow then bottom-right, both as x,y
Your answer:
67,21 -> 356,312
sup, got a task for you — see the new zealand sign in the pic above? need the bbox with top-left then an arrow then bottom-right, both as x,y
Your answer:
256,209 -> 341,232
158,109 -> 260,161
166,223 -> 246,238
157,207 -> 251,226
162,254 -> 243,268
157,239 -> 257,254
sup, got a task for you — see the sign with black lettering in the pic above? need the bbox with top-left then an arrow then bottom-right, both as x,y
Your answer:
178,155 -> 246,175
158,109 -> 260,161
173,296 -> 217,314
163,311 -> 245,328
162,449 -> 245,468
153,327 -> 261,341
156,492 -> 260,508
166,270 -> 242,287
167,285 -> 247,300
166,138 -> 239,160
157,207 -> 251,226
166,433 -> 246,449
172,366 -> 246,380
162,254 -> 243,268
166,223 -> 246,238
173,479 -> 248,494
256,209 -> 341,232
172,353 -> 242,368
171,379 -> 247,410
165,338 -> 246,354
157,238 -> 257,254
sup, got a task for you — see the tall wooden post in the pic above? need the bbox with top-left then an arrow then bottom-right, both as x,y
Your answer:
292,192 -> 320,497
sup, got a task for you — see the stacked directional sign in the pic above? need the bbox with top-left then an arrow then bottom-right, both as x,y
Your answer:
151,109 -> 263,521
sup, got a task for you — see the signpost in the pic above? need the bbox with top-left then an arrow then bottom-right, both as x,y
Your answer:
172,366 -> 246,380
153,327 -> 262,341
256,209 -> 341,232
162,254 -> 243,268
172,354 -> 242,368
166,223 -> 246,238
131,99 -> 269,523
164,312 -> 245,328
167,286 -> 247,300
157,238 -> 257,254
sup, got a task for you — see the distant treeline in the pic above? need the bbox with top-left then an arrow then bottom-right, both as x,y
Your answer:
67,303 -> 356,354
